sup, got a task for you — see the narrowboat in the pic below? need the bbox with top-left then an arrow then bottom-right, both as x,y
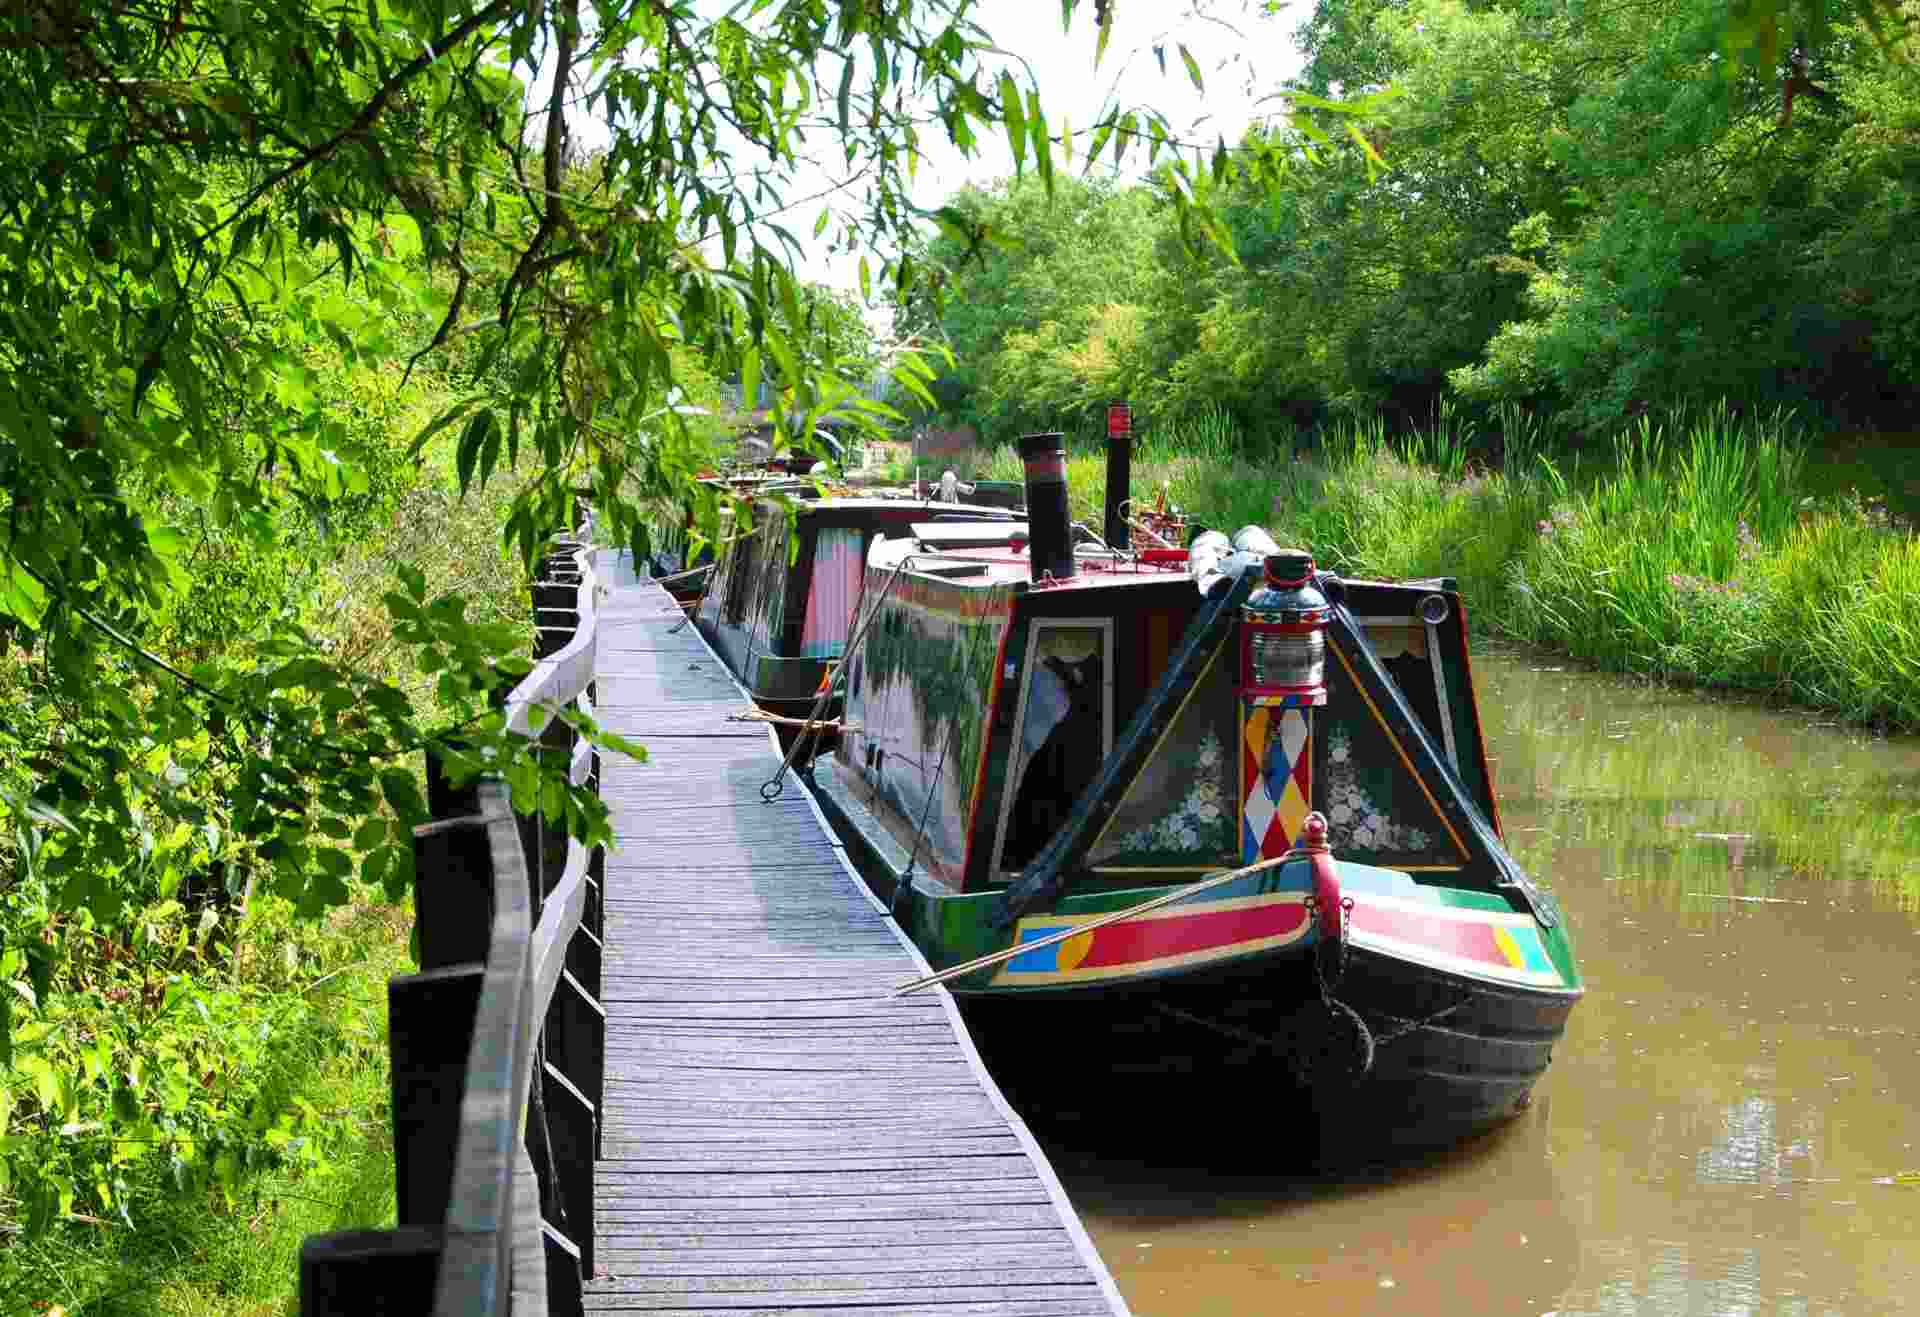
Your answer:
805,431 -> 1583,1150
684,489 -> 1022,725
645,467 -> 1030,605
640,472 -> 818,610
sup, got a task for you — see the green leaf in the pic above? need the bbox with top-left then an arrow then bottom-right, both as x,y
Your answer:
456,409 -> 498,495
741,345 -> 760,412
398,563 -> 427,601
379,769 -> 426,825
999,72 -> 1026,175
1,559 -> 48,628
600,731 -> 649,761
410,395 -> 487,458
1028,88 -> 1052,196
1178,43 -> 1203,92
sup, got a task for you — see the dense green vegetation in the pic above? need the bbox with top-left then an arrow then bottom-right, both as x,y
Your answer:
910,0 -> 1920,439
972,403 -> 1920,729
0,0 -> 1906,1303
903,0 -> 1919,727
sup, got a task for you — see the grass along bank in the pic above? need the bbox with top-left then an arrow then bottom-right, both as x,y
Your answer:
0,897 -> 411,1317
0,417 -> 536,1311
977,406 -> 1920,732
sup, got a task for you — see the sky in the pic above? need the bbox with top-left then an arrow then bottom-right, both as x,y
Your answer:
812,0 -> 1313,294
534,1 -> 1312,298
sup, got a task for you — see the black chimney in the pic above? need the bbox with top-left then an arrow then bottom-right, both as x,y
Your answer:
1103,401 -> 1132,552
1018,432 -> 1075,582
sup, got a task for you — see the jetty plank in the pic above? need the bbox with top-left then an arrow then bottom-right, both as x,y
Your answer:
583,569 -> 1127,1317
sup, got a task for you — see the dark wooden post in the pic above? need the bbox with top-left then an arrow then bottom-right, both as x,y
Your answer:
298,1227 -> 443,1316
414,755 -> 494,971
388,965 -> 483,1228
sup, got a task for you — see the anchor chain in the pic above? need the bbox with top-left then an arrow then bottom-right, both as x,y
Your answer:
1296,890 -> 1372,1086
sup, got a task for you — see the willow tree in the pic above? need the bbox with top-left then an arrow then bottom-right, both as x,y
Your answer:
0,0 -> 1397,1007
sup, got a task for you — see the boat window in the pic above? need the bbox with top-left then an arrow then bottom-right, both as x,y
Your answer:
799,526 -> 863,657
994,620 -> 1113,875
719,527 -> 754,624
747,522 -> 790,652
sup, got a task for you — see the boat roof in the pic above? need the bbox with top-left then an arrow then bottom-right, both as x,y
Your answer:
872,522 -> 1193,592
792,496 -> 1021,519
710,491 -> 1023,518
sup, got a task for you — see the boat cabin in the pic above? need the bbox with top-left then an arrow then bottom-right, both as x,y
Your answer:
827,515 -> 1537,919
691,496 -> 1020,716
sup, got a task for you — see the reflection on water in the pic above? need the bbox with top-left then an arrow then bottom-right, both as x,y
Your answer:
1041,651 -> 1920,1315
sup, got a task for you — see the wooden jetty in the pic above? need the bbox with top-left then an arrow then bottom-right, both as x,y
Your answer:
586,558 -> 1128,1316
299,544 -> 1129,1317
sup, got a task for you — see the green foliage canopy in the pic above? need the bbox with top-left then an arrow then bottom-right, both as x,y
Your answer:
919,0 -> 1920,440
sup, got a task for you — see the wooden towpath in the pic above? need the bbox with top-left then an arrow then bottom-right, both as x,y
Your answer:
581,557 -> 1130,1317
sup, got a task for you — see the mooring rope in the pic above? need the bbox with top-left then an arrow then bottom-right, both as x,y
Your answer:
892,722 -> 954,917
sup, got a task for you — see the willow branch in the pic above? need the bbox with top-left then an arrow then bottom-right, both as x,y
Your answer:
202,0 -> 520,244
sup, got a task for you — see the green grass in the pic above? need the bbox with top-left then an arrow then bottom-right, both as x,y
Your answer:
979,403 -> 1920,731
0,398 -> 530,1315
0,899 -> 410,1317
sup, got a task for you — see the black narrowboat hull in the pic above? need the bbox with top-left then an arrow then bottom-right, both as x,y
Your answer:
951,927 -> 1576,1154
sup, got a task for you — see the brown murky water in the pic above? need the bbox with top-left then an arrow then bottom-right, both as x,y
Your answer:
1043,650 -> 1920,1316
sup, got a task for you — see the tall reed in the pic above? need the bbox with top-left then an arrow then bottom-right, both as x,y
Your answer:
973,400 -> 1913,730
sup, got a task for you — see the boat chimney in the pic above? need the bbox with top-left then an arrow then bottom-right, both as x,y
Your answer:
1017,432 -> 1076,582
1103,401 -> 1133,552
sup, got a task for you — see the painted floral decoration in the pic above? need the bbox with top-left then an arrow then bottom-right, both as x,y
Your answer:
1323,728 -> 1433,852
1112,730 -> 1230,855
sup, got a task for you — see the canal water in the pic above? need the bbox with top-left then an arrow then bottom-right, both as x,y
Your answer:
1038,649 -> 1920,1316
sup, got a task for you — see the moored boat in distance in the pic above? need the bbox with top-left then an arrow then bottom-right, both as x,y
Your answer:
806,430 -> 1583,1152
661,477 -> 1024,728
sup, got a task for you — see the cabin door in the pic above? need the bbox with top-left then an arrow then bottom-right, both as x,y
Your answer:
990,618 -> 1114,876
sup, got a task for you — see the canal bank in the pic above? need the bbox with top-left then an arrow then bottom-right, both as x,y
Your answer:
975,415 -> 1920,733
1022,646 -> 1920,1315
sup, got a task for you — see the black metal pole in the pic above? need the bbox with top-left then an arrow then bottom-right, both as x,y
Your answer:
1103,401 -> 1132,552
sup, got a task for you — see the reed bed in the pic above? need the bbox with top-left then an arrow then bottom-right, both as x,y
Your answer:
977,403 -> 1920,731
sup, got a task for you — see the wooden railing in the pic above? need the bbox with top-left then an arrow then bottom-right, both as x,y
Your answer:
300,537 -> 606,1317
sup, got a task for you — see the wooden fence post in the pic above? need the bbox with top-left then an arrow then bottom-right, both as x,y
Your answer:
388,965 -> 484,1229
415,754 -> 494,971
298,1227 -> 443,1316
301,540 -> 605,1317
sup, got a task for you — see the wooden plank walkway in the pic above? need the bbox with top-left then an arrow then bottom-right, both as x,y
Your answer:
583,559 -> 1130,1317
